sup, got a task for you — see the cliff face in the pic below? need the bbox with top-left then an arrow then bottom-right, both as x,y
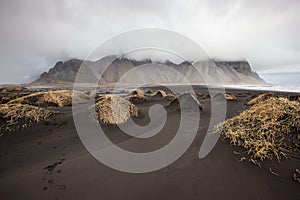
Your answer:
214,61 -> 264,82
33,56 -> 265,85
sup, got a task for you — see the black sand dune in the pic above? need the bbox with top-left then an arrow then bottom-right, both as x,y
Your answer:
0,88 -> 299,200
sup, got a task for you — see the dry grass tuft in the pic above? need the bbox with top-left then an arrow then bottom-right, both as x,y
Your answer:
294,169 -> 300,183
8,90 -> 90,107
224,93 -> 237,100
128,89 -> 147,103
165,93 -> 176,101
0,86 -> 28,93
0,92 -> 30,104
197,92 -> 210,99
151,90 -> 167,97
0,87 -> 30,104
212,93 -> 236,100
166,93 -> 204,111
214,97 -> 300,161
247,93 -> 274,106
288,94 -> 300,102
0,103 -> 57,134
131,89 -> 145,96
150,90 -> 176,101
127,95 -> 148,103
94,95 -> 139,125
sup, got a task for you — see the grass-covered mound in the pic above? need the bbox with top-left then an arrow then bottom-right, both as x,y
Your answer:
130,89 -> 145,96
215,97 -> 300,161
247,93 -> 273,106
166,93 -> 204,112
127,89 -> 147,103
0,103 -> 57,135
94,95 -> 139,125
197,92 -> 210,99
0,92 -> 30,104
212,93 -> 237,101
150,90 -> 176,101
8,90 -> 89,107
224,93 -> 237,100
128,95 -> 148,103
0,87 -> 30,104
151,90 -> 167,97
0,86 -> 28,93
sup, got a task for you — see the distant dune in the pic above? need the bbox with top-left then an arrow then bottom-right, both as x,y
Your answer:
32,56 -> 265,85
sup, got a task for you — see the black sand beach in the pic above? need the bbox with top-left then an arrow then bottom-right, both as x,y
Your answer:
0,87 -> 299,200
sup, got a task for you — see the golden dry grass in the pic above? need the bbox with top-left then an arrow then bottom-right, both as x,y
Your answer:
294,169 -> 300,183
0,103 -> 57,134
247,93 -> 273,106
150,90 -> 176,101
166,93 -> 204,111
94,95 -> 139,125
128,89 -> 147,103
8,90 -> 89,107
0,87 -> 30,104
224,93 -> 237,100
128,95 -> 148,103
197,92 -> 210,99
0,92 -> 29,104
0,86 -> 28,93
214,97 -> 300,161
131,89 -> 145,96
212,93 -> 236,100
151,90 -> 167,97
165,93 -> 176,101
288,94 -> 300,102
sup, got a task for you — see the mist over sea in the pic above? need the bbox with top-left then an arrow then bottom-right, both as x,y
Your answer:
260,72 -> 300,86
223,72 -> 300,93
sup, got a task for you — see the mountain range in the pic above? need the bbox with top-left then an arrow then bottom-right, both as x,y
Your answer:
32,56 -> 265,85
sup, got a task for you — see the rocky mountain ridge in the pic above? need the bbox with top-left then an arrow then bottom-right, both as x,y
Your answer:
32,56 -> 265,85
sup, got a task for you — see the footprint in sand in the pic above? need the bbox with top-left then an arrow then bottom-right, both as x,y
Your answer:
42,154 -> 66,191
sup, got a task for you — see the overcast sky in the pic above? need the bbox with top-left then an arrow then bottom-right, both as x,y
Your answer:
0,0 -> 300,84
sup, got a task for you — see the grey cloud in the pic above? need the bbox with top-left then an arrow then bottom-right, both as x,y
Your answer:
0,0 -> 300,83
